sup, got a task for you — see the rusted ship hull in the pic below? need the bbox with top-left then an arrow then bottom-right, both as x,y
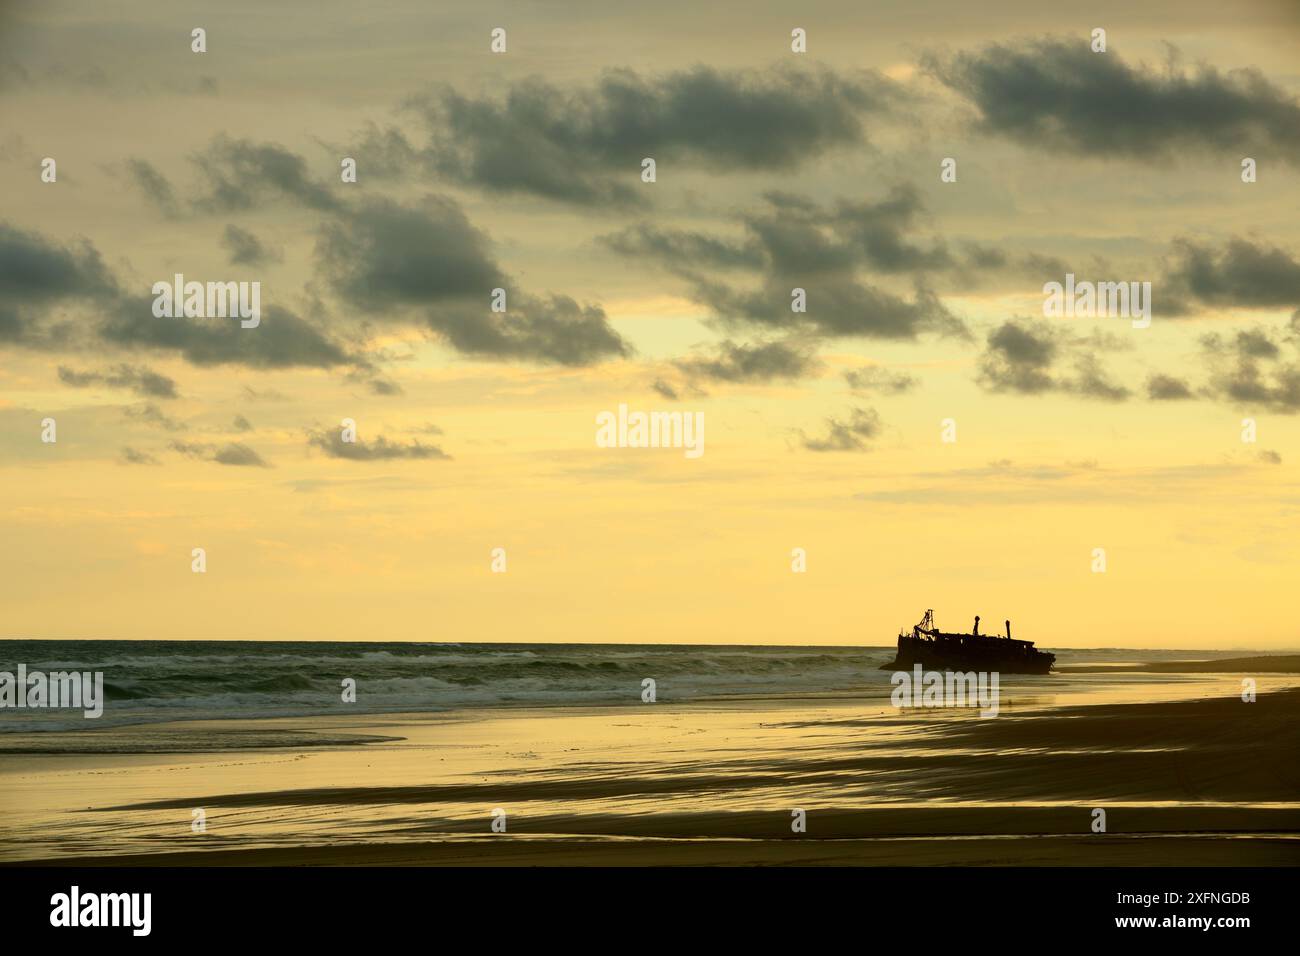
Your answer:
881,611 -> 1056,674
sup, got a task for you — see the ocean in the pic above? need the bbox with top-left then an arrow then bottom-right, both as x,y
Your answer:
0,640 -> 1266,732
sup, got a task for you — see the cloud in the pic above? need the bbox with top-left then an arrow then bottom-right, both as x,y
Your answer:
929,37 -> 1300,161
607,189 -> 967,341
800,406 -> 882,452
367,377 -> 403,396
0,222 -> 116,346
193,135 -> 339,211
306,428 -> 449,461
58,363 -> 179,398
170,439 -> 271,467
232,414 -> 253,432
241,385 -> 289,402
124,159 -> 179,217
222,225 -> 281,266
651,379 -> 680,400
212,442 -> 271,467
435,292 -> 630,366
1199,322 -> 1300,412
315,195 -> 629,365
100,299 -> 356,370
120,447 -> 160,466
702,274 -> 964,341
774,187 -> 951,275
1164,238 -> 1300,313
845,365 -> 917,394
127,135 -> 336,217
977,319 -> 1130,401
1070,353 -> 1131,401
674,339 -> 821,384
0,221 -> 358,371
604,223 -> 764,272
316,195 -> 501,309
339,122 -> 421,179
396,65 -> 897,205
9,153 -> 624,371
979,321 -> 1057,393
608,185 -> 951,277
1147,374 -> 1196,400
124,402 -> 185,432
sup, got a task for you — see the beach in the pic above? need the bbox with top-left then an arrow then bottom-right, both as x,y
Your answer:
1,645 -> 1298,867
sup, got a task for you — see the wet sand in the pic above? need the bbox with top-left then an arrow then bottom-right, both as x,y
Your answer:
3,677 -> 1299,867
1058,654 -> 1300,673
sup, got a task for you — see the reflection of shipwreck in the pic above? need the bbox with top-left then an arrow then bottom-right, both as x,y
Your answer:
881,609 -> 1055,675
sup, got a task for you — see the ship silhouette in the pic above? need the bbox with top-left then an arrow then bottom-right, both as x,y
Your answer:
881,609 -> 1055,675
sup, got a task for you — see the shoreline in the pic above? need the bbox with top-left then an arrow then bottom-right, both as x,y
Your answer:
3,687 -> 1298,867
6,651 -> 1299,750
18,834 -> 1300,868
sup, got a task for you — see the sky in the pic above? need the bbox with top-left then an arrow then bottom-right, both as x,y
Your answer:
1,0 -> 1299,648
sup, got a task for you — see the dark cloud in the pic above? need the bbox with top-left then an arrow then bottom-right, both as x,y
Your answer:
800,406 -> 882,452
58,363 -> 178,398
1200,324 -> 1300,412
120,447 -> 160,466
170,439 -> 270,467
674,339 -> 820,384
1147,374 -> 1196,400
193,135 -> 339,212
605,189 -> 967,341
307,428 -> 449,461
213,443 -> 270,467
129,136 -> 336,217
232,414 -> 253,432
957,245 -> 1072,286
341,122 -> 421,179
316,195 -> 501,310
0,222 -> 116,345
316,195 -> 629,365
651,379 -> 680,401
398,66 -> 897,205
1165,238 -> 1300,312
608,185 -> 950,277
222,225 -> 281,266
845,365 -> 917,394
978,320 -> 1057,394
433,292 -> 629,366
367,377 -> 403,396
929,38 -> 1300,160
603,223 -> 763,272
100,299 -> 355,370
795,187 -> 952,274
124,403 -> 185,432
1,221 -> 357,371
977,319 -> 1130,401
704,275 -> 963,341
124,159 -> 179,217
1070,353 -> 1131,402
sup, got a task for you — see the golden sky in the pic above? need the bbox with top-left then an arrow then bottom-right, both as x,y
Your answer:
2,0 -> 1299,647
